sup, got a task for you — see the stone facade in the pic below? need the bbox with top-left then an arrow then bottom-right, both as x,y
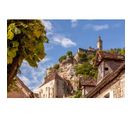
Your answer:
84,51 -> 125,98
34,79 -> 55,98
112,73 -> 125,98
97,72 -> 125,98
34,71 -> 72,98
97,59 -> 123,84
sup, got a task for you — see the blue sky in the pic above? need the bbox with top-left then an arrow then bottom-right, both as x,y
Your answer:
18,20 -> 125,91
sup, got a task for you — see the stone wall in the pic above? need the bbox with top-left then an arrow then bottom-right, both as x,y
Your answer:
111,73 -> 125,98
34,79 -> 55,98
96,72 -> 125,98
34,78 -> 71,98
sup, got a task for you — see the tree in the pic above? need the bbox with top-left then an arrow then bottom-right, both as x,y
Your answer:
107,48 -> 125,55
75,62 -> 98,79
7,20 -> 48,87
119,48 -> 125,55
78,52 -> 88,62
66,50 -> 73,57
58,55 -> 67,63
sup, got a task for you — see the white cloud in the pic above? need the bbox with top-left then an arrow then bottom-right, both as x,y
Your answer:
42,20 -> 77,48
84,24 -> 109,31
52,34 -> 76,48
42,20 -> 53,31
41,20 -> 54,36
93,24 -> 109,31
18,57 -> 53,90
71,20 -> 78,28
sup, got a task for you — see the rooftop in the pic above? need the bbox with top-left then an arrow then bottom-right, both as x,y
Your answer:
94,51 -> 125,66
80,77 -> 97,87
85,62 -> 125,98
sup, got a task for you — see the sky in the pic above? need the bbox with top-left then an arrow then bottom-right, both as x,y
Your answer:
18,20 -> 125,91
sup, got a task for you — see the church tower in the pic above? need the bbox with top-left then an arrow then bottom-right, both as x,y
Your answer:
97,36 -> 103,50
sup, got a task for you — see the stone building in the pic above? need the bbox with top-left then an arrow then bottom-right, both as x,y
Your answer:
81,51 -> 125,98
7,77 -> 34,98
34,70 -> 72,98
80,77 -> 97,97
74,47 -> 96,62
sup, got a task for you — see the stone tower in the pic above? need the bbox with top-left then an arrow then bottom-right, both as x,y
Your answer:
97,36 -> 103,50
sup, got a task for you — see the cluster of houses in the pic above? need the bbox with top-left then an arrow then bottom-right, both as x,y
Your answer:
7,36 -> 125,98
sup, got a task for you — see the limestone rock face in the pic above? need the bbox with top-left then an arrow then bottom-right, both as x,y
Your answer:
58,61 -> 79,91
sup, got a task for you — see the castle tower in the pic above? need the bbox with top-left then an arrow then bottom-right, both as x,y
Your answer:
97,36 -> 103,50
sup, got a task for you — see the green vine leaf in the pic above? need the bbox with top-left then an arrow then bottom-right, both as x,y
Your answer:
7,30 -> 14,40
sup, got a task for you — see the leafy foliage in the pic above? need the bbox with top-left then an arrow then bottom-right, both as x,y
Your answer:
7,20 -> 48,87
107,48 -> 125,55
66,50 -> 73,57
58,50 -> 73,63
78,52 -> 88,62
75,62 -> 98,79
7,20 -> 48,66
73,89 -> 82,98
59,55 -> 67,63
75,51 -> 98,79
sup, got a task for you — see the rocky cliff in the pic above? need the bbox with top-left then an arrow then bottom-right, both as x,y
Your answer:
45,48 -> 97,97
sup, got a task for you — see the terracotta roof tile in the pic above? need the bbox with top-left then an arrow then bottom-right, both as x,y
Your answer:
80,77 -> 97,86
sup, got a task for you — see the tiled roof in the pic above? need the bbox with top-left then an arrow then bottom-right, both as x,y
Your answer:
80,77 -> 97,86
94,51 -> 125,66
40,70 -> 66,87
16,77 -> 33,93
7,77 -> 34,98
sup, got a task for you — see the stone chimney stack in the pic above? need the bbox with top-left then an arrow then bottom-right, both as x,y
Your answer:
97,36 -> 103,50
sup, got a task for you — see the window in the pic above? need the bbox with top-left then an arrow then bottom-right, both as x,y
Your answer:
104,67 -> 108,71
104,65 -> 109,76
